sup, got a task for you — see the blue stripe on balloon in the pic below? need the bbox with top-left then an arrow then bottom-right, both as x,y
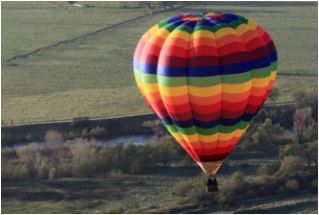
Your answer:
161,112 -> 256,128
134,51 -> 276,77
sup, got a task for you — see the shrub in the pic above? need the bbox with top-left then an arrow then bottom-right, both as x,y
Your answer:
16,143 -> 38,159
257,165 -> 271,176
248,175 -> 280,196
251,118 -> 285,146
70,138 -> 99,176
285,179 -> 300,192
37,160 -> 49,179
172,180 -> 195,197
89,126 -> 108,138
129,158 -> 147,174
45,130 -> 64,145
142,120 -> 167,137
293,107 -> 316,144
107,202 -> 124,213
56,163 -> 73,178
216,191 -> 233,206
2,147 -> 17,159
49,168 -> 57,180
187,187 -> 214,203
2,163 -> 30,181
279,144 -> 299,159
257,164 -> 278,176
279,155 -> 304,176
109,169 -> 124,185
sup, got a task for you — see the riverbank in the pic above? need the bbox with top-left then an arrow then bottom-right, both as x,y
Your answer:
1,103 -> 296,147
1,113 -> 156,146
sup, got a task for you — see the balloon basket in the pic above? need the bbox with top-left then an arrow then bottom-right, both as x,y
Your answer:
206,175 -> 218,192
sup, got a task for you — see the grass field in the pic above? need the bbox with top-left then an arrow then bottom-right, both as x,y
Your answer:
2,2 -> 318,123
2,152 -> 317,214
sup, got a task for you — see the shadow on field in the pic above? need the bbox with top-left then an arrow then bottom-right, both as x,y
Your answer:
2,179 -> 125,202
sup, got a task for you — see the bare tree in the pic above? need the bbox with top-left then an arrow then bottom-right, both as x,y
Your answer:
293,107 -> 316,144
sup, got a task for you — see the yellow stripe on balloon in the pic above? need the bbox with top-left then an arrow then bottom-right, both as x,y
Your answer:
251,76 -> 271,88
270,71 -> 277,80
192,30 -> 216,39
171,127 -> 248,144
187,85 -> 222,97
167,29 -> 190,41
247,19 -> 258,29
215,27 -> 239,39
152,28 -> 170,39
221,81 -> 252,94
148,24 -> 160,34
235,24 -> 254,35
136,74 -> 278,98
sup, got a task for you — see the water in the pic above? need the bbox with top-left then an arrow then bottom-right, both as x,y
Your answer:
98,135 -> 155,145
12,134 -> 156,148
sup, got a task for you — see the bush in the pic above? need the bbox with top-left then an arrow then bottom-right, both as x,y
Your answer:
187,187 -> 214,203
248,175 -> 280,196
279,155 -> 305,176
279,144 -> 299,159
49,168 -> 57,180
2,147 -> 17,159
16,143 -> 38,159
109,169 -> 124,185
45,130 -> 64,145
142,120 -> 167,137
129,158 -> 147,174
293,107 -> 316,144
107,202 -> 124,213
257,165 -> 277,176
2,163 -> 30,181
37,160 -> 49,179
89,126 -> 108,138
70,138 -> 99,176
172,180 -> 195,197
285,179 -> 300,192
216,191 -> 233,206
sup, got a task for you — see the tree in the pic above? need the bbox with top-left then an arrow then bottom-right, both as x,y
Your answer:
279,144 -> 300,159
143,120 -> 167,138
301,142 -> 318,168
279,155 -> 305,176
269,87 -> 280,102
293,107 -> 316,144
45,130 -> 64,145
69,139 -> 99,176
153,135 -> 179,167
293,89 -> 318,120
251,118 -> 285,146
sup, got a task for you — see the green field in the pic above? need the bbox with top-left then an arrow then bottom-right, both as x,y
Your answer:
2,2 -> 318,123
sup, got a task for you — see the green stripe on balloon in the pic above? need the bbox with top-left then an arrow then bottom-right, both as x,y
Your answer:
163,120 -> 250,135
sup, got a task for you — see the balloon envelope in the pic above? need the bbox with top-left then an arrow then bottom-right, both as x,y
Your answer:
133,12 -> 277,175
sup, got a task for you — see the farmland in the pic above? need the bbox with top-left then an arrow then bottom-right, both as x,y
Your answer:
2,1 -> 318,124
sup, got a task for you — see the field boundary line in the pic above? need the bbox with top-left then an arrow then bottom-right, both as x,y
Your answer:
5,3 -> 190,63
1,101 -> 295,128
278,73 -> 317,77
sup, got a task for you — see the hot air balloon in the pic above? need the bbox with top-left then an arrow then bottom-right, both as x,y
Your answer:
133,12 -> 277,191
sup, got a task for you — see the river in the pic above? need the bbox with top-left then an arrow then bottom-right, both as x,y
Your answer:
12,134 -> 156,148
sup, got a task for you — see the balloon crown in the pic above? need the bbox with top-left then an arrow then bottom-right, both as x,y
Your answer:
165,12 -> 242,26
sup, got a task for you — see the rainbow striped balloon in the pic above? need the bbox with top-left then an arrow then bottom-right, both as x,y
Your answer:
133,12 -> 277,175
